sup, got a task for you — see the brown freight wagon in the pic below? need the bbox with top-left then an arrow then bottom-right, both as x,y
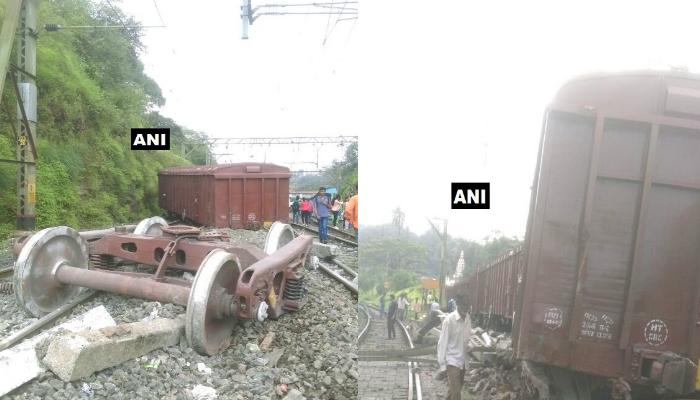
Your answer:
516,71 -> 700,397
446,248 -> 523,332
158,163 -> 291,229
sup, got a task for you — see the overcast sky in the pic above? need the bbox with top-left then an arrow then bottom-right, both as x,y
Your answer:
120,0 -> 358,170
119,0 -> 700,241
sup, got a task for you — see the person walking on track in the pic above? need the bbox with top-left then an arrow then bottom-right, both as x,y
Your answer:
386,294 -> 398,339
312,187 -> 331,244
343,189 -> 358,241
436,297 -> 472,400
397,293 -> 410,321
331,195 -> 343,227
291,195 -> 301,224
413,297 -> 422,319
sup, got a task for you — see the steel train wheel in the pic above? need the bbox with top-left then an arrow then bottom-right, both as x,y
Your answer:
133,216 -> 168,236
14,226 -> 89,317
263,222 -> 295,255
186,249 -> 241,356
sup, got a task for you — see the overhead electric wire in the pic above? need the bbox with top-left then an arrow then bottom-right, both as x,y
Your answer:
151,0 -> 166,26
323,0 -> 334,44
44,24 -> 165,31
322,0 -> 351,45
104,0 -> 130,31
255,1 -> 357,8
254,11 -> 357,16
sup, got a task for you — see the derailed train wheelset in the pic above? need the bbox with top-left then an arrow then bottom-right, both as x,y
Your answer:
12,218 -> 310,356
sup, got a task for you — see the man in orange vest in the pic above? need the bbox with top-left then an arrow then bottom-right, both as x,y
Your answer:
343,189 -> 358,240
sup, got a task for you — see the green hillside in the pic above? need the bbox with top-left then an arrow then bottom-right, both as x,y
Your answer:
0,0 -> 210,238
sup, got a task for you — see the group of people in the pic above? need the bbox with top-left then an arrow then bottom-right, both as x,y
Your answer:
293,197 -> 314,225
378,291 -> 473,400
290,186 -> 359,243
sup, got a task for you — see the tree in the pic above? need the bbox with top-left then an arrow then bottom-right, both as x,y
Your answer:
359,209 -> 523,298
0,0 -> 211,238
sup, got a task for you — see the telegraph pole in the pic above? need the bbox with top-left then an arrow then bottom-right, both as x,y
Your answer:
15,0 -> 38,230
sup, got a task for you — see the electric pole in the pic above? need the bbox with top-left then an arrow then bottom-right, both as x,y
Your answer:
15,0 -> 38,231
427,217 -> 448,308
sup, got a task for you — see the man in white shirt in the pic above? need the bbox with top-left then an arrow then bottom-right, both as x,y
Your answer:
397,293 -> 410,321
436,297 -> 472,400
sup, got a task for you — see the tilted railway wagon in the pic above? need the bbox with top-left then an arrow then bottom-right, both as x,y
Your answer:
450,71 -> 700,398
516,71 -> 700,397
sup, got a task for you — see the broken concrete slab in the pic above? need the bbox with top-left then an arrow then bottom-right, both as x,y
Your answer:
43,317 -> 184,381
0,306 -> 115,397
312,242 -> 339,260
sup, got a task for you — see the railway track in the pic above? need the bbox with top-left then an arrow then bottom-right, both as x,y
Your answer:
313,250 -> 358,295
289,222 -> 357,247
359,304 -> 423,400
303,216 -> 356,241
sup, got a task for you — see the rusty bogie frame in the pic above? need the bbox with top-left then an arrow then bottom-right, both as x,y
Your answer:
13,219 -> 313,356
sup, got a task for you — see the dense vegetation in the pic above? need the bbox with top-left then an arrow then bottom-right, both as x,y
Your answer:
290,141 -> 358,198
0,0 -> 211,238
359,207 -> 522,301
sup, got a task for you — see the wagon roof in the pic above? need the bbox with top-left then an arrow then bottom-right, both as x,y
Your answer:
159,162 -> 291,177
553,69 -> 700,118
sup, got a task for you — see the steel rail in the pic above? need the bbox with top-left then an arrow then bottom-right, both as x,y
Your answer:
289,222 -> 357,247
307,216 -> 356,240
364,303 -> 423,399
0,290 -> 96,352
327,224 -> 356,241
358,304 -> 371,343
398,318 -> 423,400
316,261 -> 357,295
329,258 -> 357,278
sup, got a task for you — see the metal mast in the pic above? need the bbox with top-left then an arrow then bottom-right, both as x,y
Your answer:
15,0 -> 39,230
240,1 -> 358,39
427,217 -> 448,308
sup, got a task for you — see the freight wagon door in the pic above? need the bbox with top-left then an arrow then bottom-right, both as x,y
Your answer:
226,177 -> 263,229
244,178 -> 263,227
565,116 -> 652,377
517,110 -> 596,369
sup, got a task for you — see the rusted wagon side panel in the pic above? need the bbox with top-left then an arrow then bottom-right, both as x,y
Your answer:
517,72 -> 700,393
158,163 -> 291,229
